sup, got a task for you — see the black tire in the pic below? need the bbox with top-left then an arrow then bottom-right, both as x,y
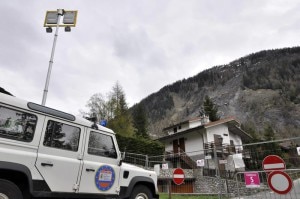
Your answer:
0,179 -> 23,199
130,185 -> 152,199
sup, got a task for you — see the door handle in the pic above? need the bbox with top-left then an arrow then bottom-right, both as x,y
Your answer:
86,168 -> 95,172
41,162 -> 53,167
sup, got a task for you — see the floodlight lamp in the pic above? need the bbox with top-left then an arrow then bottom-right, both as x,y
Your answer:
46,12 -> 58,24
63,11 -> 77,24
46,27 -> 53,33
65,26 -> 71,32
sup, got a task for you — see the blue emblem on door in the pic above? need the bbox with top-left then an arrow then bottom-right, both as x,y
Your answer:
95,165 -> 115,191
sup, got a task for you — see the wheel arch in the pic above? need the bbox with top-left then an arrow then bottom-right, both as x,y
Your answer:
0,161 -> 33,194
120,176 -> 158,199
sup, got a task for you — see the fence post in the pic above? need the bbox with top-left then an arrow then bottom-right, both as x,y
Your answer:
168,179 -> 172,199
145,155 -> 149,168
214,144 -> 222,199
225,174 -> 229,197
235,173 -> 240,199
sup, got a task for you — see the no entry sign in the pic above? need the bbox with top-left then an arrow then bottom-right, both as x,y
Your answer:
267,171 -> 293,194
262,155 -> 286,172
263,155 -> 293,195
173,168 -> 185,185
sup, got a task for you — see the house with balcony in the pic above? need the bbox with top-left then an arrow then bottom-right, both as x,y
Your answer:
157,116 -> 252,171
155,116 -> 252,193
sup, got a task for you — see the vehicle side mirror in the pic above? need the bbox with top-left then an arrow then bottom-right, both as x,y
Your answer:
118,152 -> 125,166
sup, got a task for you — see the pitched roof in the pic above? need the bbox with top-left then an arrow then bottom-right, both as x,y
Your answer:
204,116 -> 237,128
162,117 -> 201,131
158,116 -> 253,142
157,125 -> 205,141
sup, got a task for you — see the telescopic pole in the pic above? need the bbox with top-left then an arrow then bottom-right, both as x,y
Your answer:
42,9 -> 64,106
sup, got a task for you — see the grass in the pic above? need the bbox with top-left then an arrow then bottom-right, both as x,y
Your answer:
159,193 -> 227,199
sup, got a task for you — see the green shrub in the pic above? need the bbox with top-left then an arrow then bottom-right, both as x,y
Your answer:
116,134 -> 164,156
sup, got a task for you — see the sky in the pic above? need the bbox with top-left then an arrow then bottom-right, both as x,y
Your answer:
1,0 -> 300,115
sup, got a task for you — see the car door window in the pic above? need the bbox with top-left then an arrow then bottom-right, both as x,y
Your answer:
0,106 -> 37,142
43,120 -> 80,151
88,131 -> 117,158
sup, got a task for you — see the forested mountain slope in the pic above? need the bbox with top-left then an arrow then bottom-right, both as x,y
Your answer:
134,47 -> 300,139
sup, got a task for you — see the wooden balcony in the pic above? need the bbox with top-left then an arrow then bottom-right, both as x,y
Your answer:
204,142 -> 243,156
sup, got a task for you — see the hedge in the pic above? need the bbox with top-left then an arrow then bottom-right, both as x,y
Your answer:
116,134 -> 164,156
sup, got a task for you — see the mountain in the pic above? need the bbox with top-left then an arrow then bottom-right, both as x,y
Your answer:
133,47 -> 300,139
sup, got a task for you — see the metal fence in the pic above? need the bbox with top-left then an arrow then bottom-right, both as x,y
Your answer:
234,169 -> 300,199
122,137 -> 300,198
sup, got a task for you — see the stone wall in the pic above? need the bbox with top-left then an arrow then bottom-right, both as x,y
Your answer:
159,168 -> 195,179
158,168 -> 266,197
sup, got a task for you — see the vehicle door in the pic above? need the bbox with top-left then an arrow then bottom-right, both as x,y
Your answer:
78,129 -> 121,194
36,117 -> 84,192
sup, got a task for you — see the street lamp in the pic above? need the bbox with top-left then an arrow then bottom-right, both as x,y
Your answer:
42,9 -> 78,106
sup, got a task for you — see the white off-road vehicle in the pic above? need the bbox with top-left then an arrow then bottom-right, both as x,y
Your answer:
0,93 -> 159,199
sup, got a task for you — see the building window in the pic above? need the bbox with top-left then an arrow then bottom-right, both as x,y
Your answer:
173,127 -> 177,133
0,106 -> 37,142
230,140 -> 234,145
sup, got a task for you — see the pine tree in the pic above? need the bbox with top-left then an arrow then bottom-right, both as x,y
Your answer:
106,82 -> 134,137
263,124 -> 282,156
85,82 -> 135,137
264,124 -> 275,141
132,104 -> 148,138
203,96 -> 220,121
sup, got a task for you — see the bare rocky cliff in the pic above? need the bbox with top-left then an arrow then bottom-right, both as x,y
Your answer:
134,47 -> 300,139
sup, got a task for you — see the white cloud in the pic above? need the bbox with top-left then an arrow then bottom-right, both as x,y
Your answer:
1,0 -> 300,114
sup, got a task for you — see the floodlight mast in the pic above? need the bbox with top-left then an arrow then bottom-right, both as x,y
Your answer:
42,9 -> 64,106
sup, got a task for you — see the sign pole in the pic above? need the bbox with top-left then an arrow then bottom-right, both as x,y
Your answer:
168,179 -> 172,199
214,143 -> 222,199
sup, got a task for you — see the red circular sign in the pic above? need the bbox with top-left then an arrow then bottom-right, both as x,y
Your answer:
173,168 -> 185,185
267,171 -> 293,195
262,155 -> 285,172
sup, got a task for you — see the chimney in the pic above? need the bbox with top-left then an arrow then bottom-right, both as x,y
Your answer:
201,115 -> 210,124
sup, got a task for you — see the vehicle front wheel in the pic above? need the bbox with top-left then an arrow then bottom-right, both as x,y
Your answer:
130,185 -> 152,199
0,179 -> 23,199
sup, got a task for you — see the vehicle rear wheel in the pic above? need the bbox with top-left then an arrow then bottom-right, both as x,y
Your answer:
130,185 -> 152,199
0,179 -> 23,199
